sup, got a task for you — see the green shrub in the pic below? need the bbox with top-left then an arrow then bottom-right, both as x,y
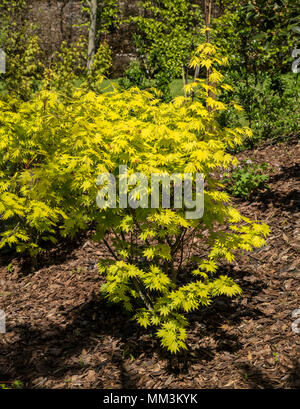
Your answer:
131,0 -> 204,100
223,160 -> 270,200
86,42 -> 112,92
43,38 -> 86,95
218,72 -> 300,145
1,29 -> 44,100
0,1 -> 43,100
119,60 -> 154,90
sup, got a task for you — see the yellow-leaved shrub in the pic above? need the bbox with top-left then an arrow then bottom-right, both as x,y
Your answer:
0,44 -> 269,353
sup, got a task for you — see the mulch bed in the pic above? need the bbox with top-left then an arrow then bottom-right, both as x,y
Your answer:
0,139 -> 299,389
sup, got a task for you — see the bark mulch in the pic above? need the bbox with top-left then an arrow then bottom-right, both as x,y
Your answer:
0,139 -> 299,389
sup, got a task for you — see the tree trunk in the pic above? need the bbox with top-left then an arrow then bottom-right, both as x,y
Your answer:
182,66 -> 188,97
194,63 -> 200,81
194,0 -> 212,81
87,0 -> 98,72
204,0 -> 215,111
205,0 -> 212,83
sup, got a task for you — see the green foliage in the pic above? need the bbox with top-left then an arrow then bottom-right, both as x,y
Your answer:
212,1 -> 300,143
213,0 -> 299,76
12,380 -> 23,389
86,41 -> 112,91
0,1 -> 44,100
90,42 -> 112,76
0,27 -> 43,100
43,38 -> 113,95
0,45 -> 269,353
131,0 -> 204,97
81,0 -> 120,38
218,71 -> 300,143
0,0 -> 26,45
0,380 -> 23,389
119,60 -> 155,91
223,160 -> 270,200
44,38 -> 87,95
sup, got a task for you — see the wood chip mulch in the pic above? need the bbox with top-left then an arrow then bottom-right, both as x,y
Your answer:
0,138 -> 299,389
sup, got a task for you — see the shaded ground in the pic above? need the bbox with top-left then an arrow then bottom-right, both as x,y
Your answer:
0,139 -> 299,389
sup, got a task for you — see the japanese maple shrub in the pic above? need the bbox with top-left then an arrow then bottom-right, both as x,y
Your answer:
0,44 -> 269,353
